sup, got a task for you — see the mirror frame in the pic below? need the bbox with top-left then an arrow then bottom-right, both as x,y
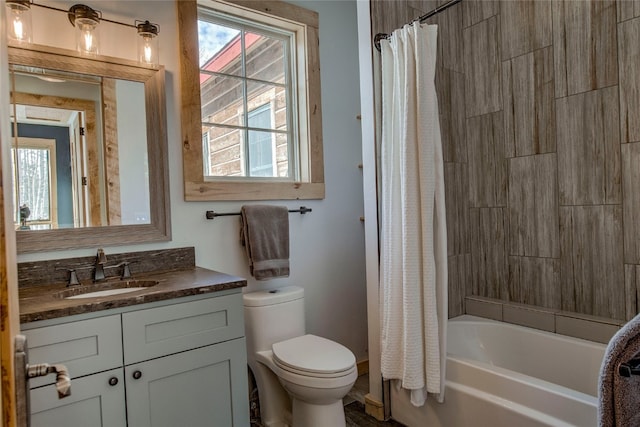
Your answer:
8,42 -> 171,253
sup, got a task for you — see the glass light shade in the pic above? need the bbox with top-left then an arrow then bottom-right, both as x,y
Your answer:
6,1 -> 32,43
136,21 -> 159,66
70,5 -> 100,55
75,18 -> 99,55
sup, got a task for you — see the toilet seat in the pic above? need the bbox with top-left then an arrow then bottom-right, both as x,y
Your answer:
272,334 -> 356,378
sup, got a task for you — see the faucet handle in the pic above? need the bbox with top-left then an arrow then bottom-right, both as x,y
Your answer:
120,262 -> 132,279
67,269 -> 80,287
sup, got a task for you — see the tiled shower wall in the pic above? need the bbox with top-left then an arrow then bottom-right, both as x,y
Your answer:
371,0 -> 640,321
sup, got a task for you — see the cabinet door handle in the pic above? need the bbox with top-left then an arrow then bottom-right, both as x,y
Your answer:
108,377 -> 118,386
132,370 -> 142,380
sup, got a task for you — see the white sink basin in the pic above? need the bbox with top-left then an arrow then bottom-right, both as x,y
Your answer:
55,280 -> 159,300
65,287 -> 149,299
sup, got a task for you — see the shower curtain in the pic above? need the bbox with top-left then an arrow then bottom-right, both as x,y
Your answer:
379,22 -> 448,407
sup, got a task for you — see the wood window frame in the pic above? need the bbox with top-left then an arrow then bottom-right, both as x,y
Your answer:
178,0 -> 325,201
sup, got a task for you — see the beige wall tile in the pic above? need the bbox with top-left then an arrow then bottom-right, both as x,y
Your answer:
556,314 -> 620,344
463,0 -> 499,28
502,47 -> 555,158
437,68 -> 466,163
500,0 -> 552,60
556,87 -> 621,206
437,1 -> 464,73
508,256 -> 561,310
559,206 -> 625,319
619,18 -> 640,143
449,254 -> 472,318
445,163 -> 470,256
622,143 -> 640,264
624,264 -> 640,321
553,0 -> 618,97
617,0 -> 640,22
465,297 -> 503,321
467,112 -> 507,207
503,303 -> 556,332
470,208 -> 509,300
464,16 -> 502,117
508,154 -> 560,258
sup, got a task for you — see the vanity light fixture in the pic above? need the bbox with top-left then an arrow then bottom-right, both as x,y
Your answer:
136,20 -> 160,66
3,1 -> 160,64
68,3 -> 100,55
5,0 -> 32,43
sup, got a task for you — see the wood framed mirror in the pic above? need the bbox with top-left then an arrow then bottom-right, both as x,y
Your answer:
8,42 -> 170,253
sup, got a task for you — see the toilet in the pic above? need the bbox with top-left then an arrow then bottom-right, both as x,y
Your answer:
243,286 -> 358,427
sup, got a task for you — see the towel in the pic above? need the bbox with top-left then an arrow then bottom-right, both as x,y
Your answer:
598,313 -> 640,427
27,363 -> 71,398
240,205 -> 290,280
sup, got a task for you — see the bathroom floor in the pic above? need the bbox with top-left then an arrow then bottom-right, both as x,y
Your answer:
343,374 -> 406,427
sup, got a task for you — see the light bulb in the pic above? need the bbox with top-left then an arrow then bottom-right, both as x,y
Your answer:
82,28 -> 94,52
13,18 -> 23,40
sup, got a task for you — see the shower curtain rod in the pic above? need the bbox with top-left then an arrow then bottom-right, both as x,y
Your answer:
373,0 -> 463,52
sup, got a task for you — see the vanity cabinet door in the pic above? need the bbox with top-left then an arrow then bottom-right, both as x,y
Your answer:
30,368 -> 126,427
125,337 -> 250,427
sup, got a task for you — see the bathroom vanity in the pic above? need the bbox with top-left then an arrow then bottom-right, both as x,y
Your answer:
18,253 -> 250,427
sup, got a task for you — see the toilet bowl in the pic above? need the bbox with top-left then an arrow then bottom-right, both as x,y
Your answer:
244,287 -> 358,427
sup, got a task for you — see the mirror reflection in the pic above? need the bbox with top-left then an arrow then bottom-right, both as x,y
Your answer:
9,65 -> 150,230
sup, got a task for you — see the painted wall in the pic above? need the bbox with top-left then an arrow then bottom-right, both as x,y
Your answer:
15,1 -> 369,361
370,0 -> 640,322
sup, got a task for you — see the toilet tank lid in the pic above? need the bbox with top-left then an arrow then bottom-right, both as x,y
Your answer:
243,286 -> 304,307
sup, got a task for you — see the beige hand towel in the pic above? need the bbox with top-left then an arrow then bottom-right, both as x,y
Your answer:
598,313 -> 640,427
240,205 -> 290,280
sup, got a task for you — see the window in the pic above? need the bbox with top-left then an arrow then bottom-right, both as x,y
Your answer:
179,0 -> 325,201
247,104 -> 276,177
11,138 -> 58,230
198,11 -> 291,179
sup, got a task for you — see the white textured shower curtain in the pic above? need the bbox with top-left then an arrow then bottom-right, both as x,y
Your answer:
379,22 -> 448,407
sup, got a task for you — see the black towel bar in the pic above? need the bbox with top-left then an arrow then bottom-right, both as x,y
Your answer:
205,206 -> 312,220
619,359 -> 640,377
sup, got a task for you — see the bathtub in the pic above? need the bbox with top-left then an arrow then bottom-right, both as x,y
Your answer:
390,315 -> 607,427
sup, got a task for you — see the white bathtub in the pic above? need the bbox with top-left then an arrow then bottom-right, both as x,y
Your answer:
390,315 -> 607,427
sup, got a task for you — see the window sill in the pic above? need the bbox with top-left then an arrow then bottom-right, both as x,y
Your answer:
184,181 -> 325,201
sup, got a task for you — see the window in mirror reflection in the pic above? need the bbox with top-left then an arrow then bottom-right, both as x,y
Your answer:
198,10 -> 295,179
11,139 -> 56,230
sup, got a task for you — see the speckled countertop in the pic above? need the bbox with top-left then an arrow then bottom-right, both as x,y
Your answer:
19,267 -> 247,323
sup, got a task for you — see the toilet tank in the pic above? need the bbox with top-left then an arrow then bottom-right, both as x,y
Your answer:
244,286 -> 306,353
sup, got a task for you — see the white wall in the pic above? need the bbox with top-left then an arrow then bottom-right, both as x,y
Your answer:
16,0 -> 369,361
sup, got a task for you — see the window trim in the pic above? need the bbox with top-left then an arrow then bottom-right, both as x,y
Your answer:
178,0 -> 325,201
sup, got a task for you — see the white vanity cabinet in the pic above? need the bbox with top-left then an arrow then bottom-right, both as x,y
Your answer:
22,291 -> 250,427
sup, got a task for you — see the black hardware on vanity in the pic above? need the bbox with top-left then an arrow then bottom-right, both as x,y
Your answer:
205,206 -> 312,220
618,359 -> 640,377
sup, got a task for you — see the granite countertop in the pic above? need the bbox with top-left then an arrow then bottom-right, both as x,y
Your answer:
19,267 -> 247,323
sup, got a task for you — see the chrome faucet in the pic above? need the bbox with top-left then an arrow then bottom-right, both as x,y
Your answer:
93,249 -> 107,282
